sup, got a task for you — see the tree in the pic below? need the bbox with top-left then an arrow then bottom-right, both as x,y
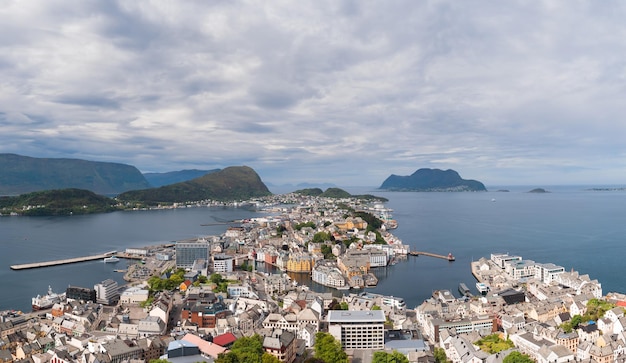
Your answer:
261,353 -> 281,363
215,335 -> 265,363
314,332 -> 348,363
373,351 -> 408,363
149,360 -> 172,363
434,347 -> 448,363
503,351 -> 534,363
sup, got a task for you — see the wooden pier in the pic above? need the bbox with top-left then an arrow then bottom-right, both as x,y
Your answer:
10,251 -> 117,270
409,251 -> 455,261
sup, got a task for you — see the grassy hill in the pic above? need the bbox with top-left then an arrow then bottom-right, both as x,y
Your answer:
0,188 -> 119,216
117,166 -> 272,204
143,169 -> 220,187
0,153 -> 151,196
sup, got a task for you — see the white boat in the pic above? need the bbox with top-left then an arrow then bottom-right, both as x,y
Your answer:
103,256 -> 120,263
476,282 -> 490,295
32,286 -> 65,311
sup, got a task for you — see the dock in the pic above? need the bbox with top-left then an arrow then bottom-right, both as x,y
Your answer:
409,251 -> 455,261
10,251 -> 117,270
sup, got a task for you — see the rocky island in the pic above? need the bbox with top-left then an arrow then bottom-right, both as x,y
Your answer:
379,168 -> 487,192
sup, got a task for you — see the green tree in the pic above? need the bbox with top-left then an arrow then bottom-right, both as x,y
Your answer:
434,347 -> 449,363
372,304 -> 382,310
314,332 -> 348,363
261,353 -> 281,363
373,351 -> 408,363
475,333 -> 514,353
216,335 -> 265,363
503,351 -> 534,363
149,359 -> 172,363
210,273 -> 224,284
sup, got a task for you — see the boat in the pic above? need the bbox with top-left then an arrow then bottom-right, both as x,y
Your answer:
32,286 -> 66,311
103,256 -> 120,263
476,282 -> 490,295
458,283 -> 471,297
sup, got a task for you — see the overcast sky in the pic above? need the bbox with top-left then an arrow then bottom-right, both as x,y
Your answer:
1,1 -> 625,187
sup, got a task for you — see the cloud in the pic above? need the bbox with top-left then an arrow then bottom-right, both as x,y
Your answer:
1,0 -> 625,186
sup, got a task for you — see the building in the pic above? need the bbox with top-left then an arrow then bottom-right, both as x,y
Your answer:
66,286 -> 96,303
176,240 -> 210,269
263,329 -> 296,363
94,279 -> 119,305
327,310 -> 385,350
212,253 -> 234,273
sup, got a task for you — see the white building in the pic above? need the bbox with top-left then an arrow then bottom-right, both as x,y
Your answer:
94,279 -> 119,305
213,253 -> 234,273
534,263 -> 565,284
120,287 -> 149,304
327,310 -> 385,350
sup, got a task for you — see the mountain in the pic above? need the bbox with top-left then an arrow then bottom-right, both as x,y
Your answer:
117,166 -> 272,204
143,169 -> 220,187
0,153 -> 151,196
293,187 -> 388,201
380,168 -> 487,192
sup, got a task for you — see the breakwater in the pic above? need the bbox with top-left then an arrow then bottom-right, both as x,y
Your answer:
10,251 -> 118,270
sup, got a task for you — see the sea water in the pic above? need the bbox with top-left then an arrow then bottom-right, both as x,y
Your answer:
1,185 -> 625,311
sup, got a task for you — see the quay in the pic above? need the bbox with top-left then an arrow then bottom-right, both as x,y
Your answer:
409,251 -> 455,261
10,251 -> 118,270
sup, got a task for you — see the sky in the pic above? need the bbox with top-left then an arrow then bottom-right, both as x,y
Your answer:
1,1 -> 626,188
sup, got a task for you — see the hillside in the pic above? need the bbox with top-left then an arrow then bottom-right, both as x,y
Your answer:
117,166 -> 272,204
0,153 -> 151,196
143,169 -> 220,187
380,168 -> 487,192
293,187 -> 388,201
0,188 -> 118,216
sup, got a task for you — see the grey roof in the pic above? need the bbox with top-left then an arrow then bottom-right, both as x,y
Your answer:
327,310 -> 385,323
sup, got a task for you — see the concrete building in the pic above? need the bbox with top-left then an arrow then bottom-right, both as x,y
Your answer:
327,310 -> 385,350
212,253 -> 234,273
176,240 -> 210,269
94,279 -> 119,305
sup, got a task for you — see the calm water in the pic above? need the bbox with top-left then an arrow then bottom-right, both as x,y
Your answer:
1,185 -> 625,312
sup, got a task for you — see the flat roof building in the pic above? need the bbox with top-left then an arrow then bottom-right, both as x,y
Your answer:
327,310 -> 385,350
176,240 -> 210,269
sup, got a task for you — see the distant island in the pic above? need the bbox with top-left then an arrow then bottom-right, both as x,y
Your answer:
379,168 -> 487,192
528,188 -> 549,193
0,188 -> 118,216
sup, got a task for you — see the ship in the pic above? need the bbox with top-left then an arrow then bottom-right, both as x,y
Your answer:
32,286 -> 66,311
458,282 -> 471,297
103,256 -> 120,263
476,282 -> 490,295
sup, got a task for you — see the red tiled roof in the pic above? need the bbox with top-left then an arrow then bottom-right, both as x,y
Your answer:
213,332 -> 237,347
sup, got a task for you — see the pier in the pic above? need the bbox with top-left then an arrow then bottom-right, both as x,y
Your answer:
10,251 -> 117,270
409,251 -> 455,261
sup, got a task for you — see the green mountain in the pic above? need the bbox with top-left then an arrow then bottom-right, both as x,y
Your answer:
143,169 -> 220,187
0,188 -> 118,216
117,166 -> 272,204
0,153 -> 151,196
380,168 -> 487,192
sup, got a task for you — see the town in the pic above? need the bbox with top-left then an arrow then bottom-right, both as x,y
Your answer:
2,193 -> 626,363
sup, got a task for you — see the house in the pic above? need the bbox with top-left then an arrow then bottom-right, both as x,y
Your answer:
262,329 -> 296,363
